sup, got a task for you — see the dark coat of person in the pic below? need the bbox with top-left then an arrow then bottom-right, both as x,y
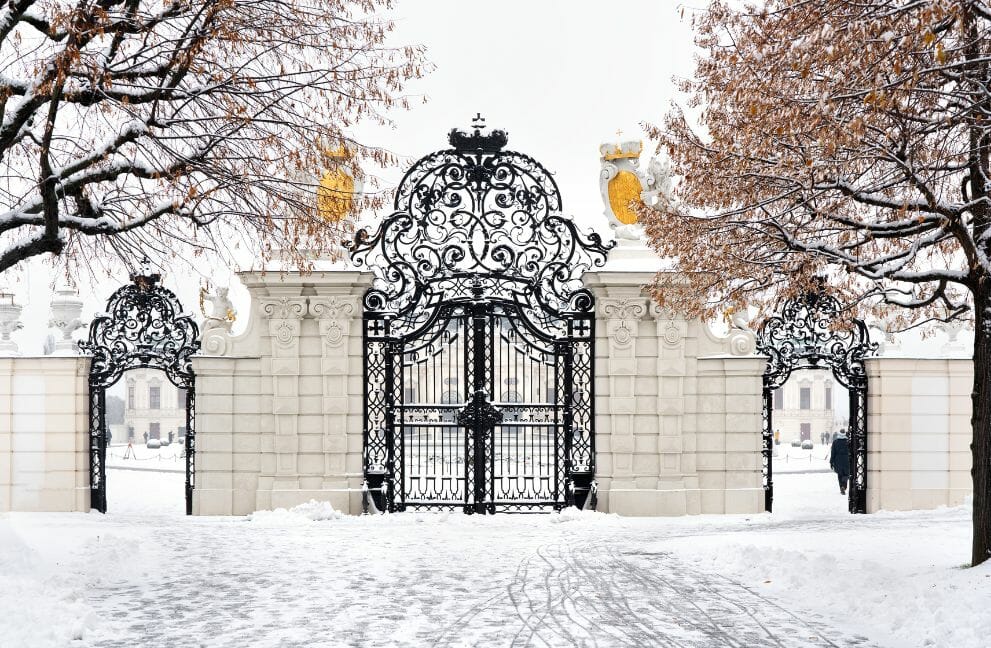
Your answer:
830,435 -> 851,478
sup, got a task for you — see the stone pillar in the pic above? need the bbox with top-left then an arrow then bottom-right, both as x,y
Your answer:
310,293 -> 362,513
258,296 -> 308,501
865,357 -> 973,511
584,270 -> 765,517
652,303 -> 693,514
194,270 -> 372,515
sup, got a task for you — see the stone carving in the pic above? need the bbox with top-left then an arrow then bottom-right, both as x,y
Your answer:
310,296 -> 359,350
599,138 -> 676,246
261,297 -> 307,349
662,320 -> 682,347
599,140 -> 649,241
601,298 -> 648,321
261,297 -> 307,321
601,298 -> 648,349
200,286 -> 237,333
48,288 -> 86,354
0,288 -> 22,355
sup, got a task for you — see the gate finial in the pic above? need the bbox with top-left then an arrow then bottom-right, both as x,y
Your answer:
448,114 -> 508,152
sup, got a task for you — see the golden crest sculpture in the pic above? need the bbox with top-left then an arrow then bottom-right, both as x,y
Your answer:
316,144 -> 359,223
599,138 -> 673,242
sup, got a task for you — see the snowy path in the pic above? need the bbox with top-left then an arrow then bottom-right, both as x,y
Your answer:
2,473 -> 985,648
7,512 -> 884,648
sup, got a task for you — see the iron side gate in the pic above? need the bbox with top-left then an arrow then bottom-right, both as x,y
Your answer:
757,289 -> 876,514
354,118 -> 610,513
81,271 -> 200,514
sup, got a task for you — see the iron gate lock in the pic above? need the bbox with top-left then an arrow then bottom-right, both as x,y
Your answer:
456,390 -> 504,429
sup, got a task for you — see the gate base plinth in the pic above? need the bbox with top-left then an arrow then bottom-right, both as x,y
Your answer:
570,473 -> 596,510
364,471 -> 387,513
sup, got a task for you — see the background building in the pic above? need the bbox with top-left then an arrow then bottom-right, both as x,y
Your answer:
120,369 -> 187,444
772,369 -> 846,444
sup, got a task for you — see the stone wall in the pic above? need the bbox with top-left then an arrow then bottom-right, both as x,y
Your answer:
193,270 -> 371,515
0,356 -> 90,512
865,357 -> 973,512
584,271 -> 766,516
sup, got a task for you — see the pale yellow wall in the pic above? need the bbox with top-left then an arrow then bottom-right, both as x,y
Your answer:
0,356 -> 90,512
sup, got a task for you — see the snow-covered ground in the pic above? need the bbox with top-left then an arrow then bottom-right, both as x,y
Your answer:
773,442 -> 833,474
1,471 -> 986,648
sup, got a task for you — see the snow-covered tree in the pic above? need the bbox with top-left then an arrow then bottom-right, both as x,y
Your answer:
0,0 -> 426,273
646,0 -> 991,566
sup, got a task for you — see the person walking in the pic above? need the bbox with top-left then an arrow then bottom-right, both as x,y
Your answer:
830,428 -> 851,495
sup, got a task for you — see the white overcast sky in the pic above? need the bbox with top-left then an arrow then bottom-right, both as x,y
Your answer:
5,1 -> 701,354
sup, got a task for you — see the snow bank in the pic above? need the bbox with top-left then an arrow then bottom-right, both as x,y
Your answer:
248,499 -> 344,525
0,518 -> 100,647
671,529 -> 991,648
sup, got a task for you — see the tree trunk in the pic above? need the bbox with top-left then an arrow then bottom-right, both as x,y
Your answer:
971,289 -> 991,567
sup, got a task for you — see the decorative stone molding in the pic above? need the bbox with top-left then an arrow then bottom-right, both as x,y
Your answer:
261,297 -> 307,321
310,296 -> 360,350
260,297 -> 307,349
650,303 -> 685,349
601,297 -> 648,348
200,329 -> 231,356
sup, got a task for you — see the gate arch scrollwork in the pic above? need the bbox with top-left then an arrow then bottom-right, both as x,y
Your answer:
353,117 -> 612,513
756,290 -> 877,514
80,271 -> 200,514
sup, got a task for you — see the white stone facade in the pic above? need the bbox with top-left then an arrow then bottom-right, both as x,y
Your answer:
584,271 -> 765,516
193,271 -> 369,515
0,357 -> 90,512
190,267 -> 768,517
865,357 -> 973,512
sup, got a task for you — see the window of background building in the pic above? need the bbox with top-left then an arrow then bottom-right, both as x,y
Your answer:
799,387 -> 811,410
149,422 -> 160,440
178,388 -> 187,409
800,422 -> 811,440
149,385 -> 161,410
127,382 -> 135,409
773,389 -> 784,410
824,386 -> 832,410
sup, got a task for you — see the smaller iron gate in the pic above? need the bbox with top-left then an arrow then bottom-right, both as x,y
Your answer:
757,290 -> 876,514
81,270 -> 199,514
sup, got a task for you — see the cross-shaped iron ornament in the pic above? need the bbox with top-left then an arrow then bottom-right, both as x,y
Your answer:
573,319 -> 591,337
367,319 -> 387,337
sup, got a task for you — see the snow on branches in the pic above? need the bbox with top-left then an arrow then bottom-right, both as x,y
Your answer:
0,0 -> 427,274
644,0 -> 990,328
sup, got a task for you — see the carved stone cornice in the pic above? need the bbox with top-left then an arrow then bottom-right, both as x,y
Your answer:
260,297 -> 307,350
600,297 -> 648,349
600,297 -> 648,321
260,297 -> 307,321
309,296 -> 360,350
309,296 -> 359,320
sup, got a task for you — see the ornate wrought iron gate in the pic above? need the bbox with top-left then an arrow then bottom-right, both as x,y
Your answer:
81,271 -> 199,514
757,290 -> 876,514
353,118 -> 610,513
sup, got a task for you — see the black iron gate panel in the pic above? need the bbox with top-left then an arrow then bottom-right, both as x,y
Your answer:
354,118 -> 611,514
80,270 -> 199,514
757,289 -> 876,514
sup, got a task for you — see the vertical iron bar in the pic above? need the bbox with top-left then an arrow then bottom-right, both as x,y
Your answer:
763,384 -> 774,513
186,378 -> 195,515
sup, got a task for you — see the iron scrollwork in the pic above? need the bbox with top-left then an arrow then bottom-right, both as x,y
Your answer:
80,271 -> 200,514
756,290 -> 877,514
355,117 -> 612,513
